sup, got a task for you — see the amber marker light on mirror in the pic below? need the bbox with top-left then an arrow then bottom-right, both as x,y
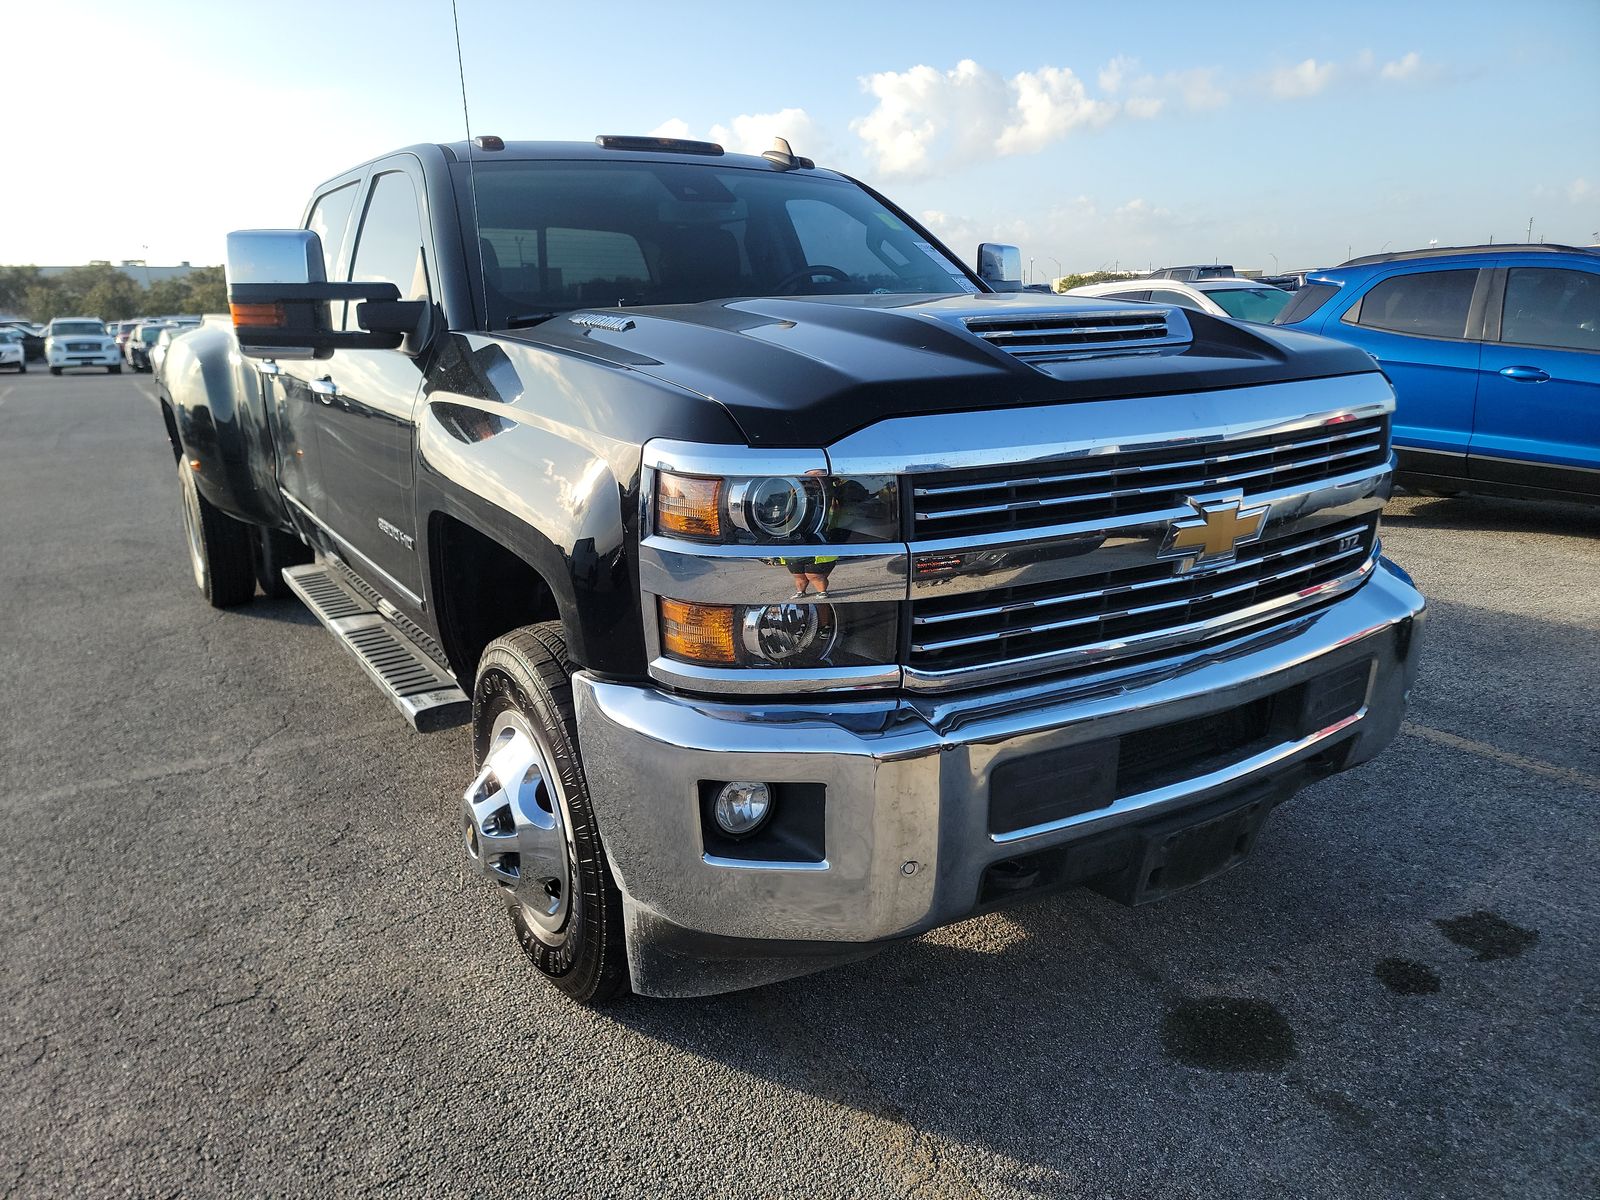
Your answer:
229,302 -> 285,327
659,598 -> 736,664
656,472 -> 722,539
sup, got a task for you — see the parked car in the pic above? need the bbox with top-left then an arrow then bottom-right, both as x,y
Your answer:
0,328 -> 26,372
1066,277 -> 1292,324
157,133 -> 1422,1004
126,321 -> 175,371
1274,244 -> 1599,505
0,320 -> 45,362
43,317 -> 120,374
1149,264 -> 1237,281
148,325 -> 189,380
112,319 -> 145,357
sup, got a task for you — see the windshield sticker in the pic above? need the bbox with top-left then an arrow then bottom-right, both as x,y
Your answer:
912,242 -> 979,292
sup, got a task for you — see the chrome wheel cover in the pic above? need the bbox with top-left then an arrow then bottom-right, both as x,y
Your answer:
179,465 -> 206,589
461,710 -> 576,940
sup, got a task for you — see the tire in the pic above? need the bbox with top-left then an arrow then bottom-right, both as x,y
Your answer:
176,459 -> 256,607
471,623 -> 628,1005
252,526 -> 312,598
49,366 -> 61,376
109,365 -> 122,374
17,363 -> 25,374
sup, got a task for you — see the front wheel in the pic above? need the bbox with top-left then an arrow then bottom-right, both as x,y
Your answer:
109,364 -> 122,374
49,366 -> 61,376
177,459 -> 256,607
465,623 -> 628,1005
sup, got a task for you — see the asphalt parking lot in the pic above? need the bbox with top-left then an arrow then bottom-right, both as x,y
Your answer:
1,368 -> 1596,1198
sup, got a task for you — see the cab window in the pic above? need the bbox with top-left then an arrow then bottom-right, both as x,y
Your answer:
1499,268 -> 1600,352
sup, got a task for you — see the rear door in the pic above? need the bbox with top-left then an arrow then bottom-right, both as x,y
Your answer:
310,161 -> 433,606
1326,266 -> 1487,461
1471,263 -> 1600,498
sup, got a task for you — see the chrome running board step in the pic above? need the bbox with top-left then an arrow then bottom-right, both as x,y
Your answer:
281,563 -> 469,732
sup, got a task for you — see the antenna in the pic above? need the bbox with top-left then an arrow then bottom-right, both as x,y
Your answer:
452,0 -> 488,323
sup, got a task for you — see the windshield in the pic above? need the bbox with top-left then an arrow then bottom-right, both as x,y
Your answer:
1204,287 -> 1292,323
52,320 -> 106,337
139,326 -> 166,344
0,331 -> 19,343
455,160 -> 978,327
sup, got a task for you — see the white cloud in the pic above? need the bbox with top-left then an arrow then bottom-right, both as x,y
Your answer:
1381,51 -> 1423,81
853,59 -> 1114,176
1099,55 -> 1138,94
648,118 -> 692,140
1569,178 -> 1595,203
1170,67 -> 1229,111
649,109 -> 824,159
997,67 -> 1114,155
709,108 -> 821,156
1125,96 -> 1165,119
1269,58 -> 1337,99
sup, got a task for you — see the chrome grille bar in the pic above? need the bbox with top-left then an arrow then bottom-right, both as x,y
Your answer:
913,415 -> 1388,537
908,517 -> 1379,671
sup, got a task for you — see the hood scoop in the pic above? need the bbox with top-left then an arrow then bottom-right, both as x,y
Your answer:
960,307 -> 1192,366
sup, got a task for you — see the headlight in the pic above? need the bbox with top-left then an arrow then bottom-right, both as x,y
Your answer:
655,469 -> 898,545
659,597 -> 897,669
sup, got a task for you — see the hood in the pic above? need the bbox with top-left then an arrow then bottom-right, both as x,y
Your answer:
498,292 -> 1376,448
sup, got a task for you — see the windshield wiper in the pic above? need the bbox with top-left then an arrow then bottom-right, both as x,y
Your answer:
504,311 -> 564,329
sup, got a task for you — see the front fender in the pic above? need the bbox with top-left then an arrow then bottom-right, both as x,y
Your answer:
414,333 -> 744,678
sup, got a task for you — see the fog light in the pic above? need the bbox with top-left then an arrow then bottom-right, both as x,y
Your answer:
742,602 -> 835,664
714,781 -> 772,835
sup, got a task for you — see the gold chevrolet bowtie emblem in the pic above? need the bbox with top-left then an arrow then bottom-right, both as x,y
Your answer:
1160,496 -> 1270,570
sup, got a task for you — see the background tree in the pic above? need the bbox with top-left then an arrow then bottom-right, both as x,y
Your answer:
1,263 -> 229,322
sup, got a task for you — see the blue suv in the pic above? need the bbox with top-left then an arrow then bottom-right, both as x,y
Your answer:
1275,244 -> 1599,505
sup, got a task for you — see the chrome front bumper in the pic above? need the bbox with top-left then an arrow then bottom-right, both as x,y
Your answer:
575,559 -> 1425,996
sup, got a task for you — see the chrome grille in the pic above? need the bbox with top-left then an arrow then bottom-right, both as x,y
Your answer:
964,309 -> 1188,364
913,415 -> 1389,539
909,515 -> 1379,677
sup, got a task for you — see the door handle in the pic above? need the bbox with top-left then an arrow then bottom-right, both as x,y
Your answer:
310,377 -> 339,403
258,360 -> 282,377
1498,365 -> 1549,383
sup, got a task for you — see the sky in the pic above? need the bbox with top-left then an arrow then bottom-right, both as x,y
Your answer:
2,0 -> 1596,277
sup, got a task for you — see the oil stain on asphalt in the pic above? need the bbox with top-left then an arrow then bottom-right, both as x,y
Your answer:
1161,997 -> 1295,1071
1434,910 -> 1540,961
1374,957 -> 1441,994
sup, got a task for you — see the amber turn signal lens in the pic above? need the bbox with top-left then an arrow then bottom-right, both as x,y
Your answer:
659,598 -> 736,664
230,302 -> 285,328
656,472 -> 722,539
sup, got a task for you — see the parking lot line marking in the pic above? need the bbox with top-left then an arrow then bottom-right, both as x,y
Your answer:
1403,722 -> 1600,792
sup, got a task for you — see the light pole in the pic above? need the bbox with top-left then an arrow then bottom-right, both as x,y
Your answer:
1049,257 -> 1061,290
1269,252 -> 1279,274
1028,257 -> 1035,286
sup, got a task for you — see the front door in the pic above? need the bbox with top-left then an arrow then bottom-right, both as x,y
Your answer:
309,165 -> 433,605
1472,264 -> 1600,499
1328,266 -> 1486,462
272,177 -> 363,526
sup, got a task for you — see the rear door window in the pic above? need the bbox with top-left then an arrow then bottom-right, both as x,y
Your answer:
1149,288 -> 1205,311
305,181 -> 359,281
1498,267 -> 1600,352
1348,269 -> 1478,339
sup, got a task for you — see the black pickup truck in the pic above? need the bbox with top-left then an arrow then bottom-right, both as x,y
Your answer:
159,134 -> 1425,1003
